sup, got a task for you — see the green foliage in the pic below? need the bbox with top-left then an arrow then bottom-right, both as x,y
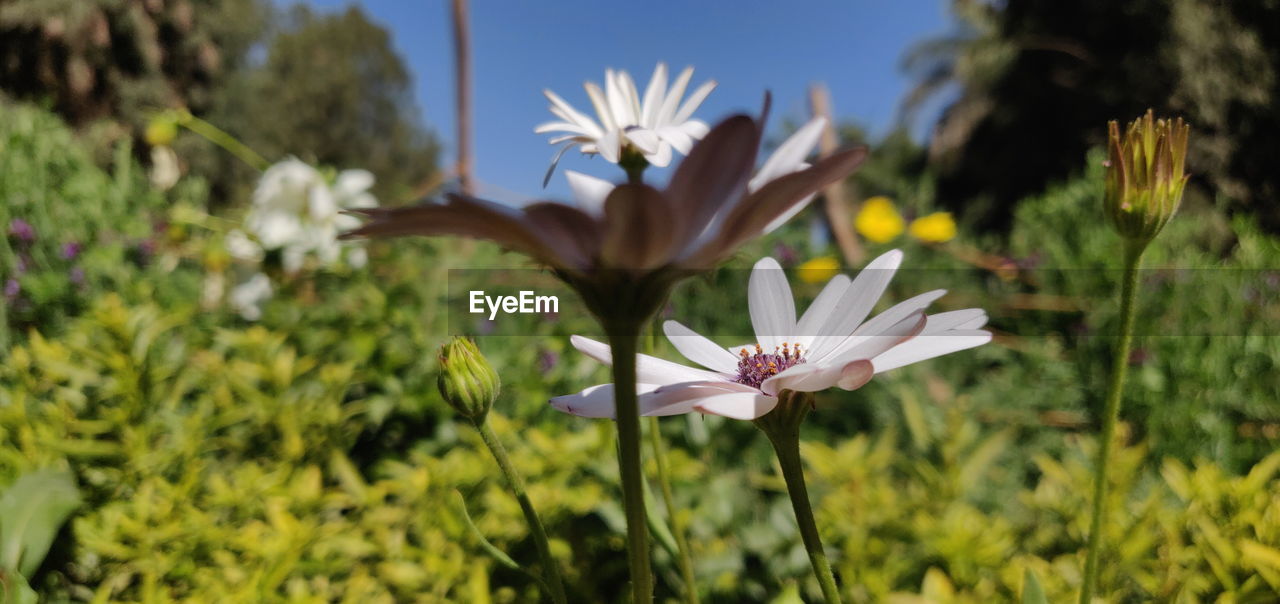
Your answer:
0,101 -> 176,347
2,102 -> 1278,603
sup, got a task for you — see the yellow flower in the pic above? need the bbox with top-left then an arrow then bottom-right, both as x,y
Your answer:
855,196 -> 904,243
796,256 -> 840,284
909,212 -> 957,243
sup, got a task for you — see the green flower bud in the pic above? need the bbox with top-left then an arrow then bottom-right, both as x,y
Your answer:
1105,110 -> 1190,246
145,113 -> 180,147
437,337 -> 500,421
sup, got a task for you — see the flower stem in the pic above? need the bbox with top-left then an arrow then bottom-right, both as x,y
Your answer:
757,392 -> 842,604
606,328 -> 654,603
472,418 -> 568,604
176,110 -> 271,172
648,416 -> 700,604
1079,243 -> 1145,604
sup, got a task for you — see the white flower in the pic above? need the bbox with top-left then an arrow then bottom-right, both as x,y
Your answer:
536,63 -> 715,169
562,116 -> 829,235
229,272 -> 273,321
550,251 -> 992,420
237,159 -> 378,272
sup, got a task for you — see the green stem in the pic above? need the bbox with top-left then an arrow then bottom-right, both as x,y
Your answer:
473,419 -> 568,604
177,111 -> 271,172
649,416 -> 700,604
757,393 -> 842,604
1079,243 -> 1145,604
606,328 -> 654,603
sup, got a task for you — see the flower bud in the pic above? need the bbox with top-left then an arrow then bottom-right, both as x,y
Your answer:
1104,110 -> 1190,246
145,115 -> 180,149
436,337 -> 500,421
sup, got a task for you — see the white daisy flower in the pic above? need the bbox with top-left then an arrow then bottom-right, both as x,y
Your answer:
562,116 -> 829,235
536,63 -> 716,173
550,251 -> 992,420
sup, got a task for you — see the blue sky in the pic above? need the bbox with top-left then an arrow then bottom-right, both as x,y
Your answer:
294,0 -> 955,201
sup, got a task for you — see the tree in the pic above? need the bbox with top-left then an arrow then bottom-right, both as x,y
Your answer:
0,0 -> 266,128
229,5 -> 439,203
907,0 -> 1280,232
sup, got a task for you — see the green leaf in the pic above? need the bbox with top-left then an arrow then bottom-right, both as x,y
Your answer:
0,568 -> 39,604
0,469 -> 82,577
1021,568 -> 1048,604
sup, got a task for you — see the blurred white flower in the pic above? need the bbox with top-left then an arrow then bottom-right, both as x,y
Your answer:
149,146 -> 181,191
229,272 -> 272,321
536,63 -> 715,170
233,158 -> 378,273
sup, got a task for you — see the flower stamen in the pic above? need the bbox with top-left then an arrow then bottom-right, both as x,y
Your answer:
736,342 -> 805,389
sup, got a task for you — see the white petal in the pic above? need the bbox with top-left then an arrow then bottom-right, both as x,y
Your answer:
748,257 -> 796,352
535,121 -> 594,135
657,66 -> 694,125
663,320 -> 741,374
598,128 -> 622,163
672,79 -> 717,124
640,62 -> 668,127
584,82 -> 616,131
645,141 -> 673,167
543,90 -> 602,135
680,119 -> 710,139
564,170 -> 615,217
656,125 -> 694,154
794,274 -> 851,348
872,330 -> 992,373
625,128 -> 662,154
693,392 -> 779,420
807,250 -> 903,361
569,335 -> 726,385
605,70 -> 636,128
750,117 -> 826,192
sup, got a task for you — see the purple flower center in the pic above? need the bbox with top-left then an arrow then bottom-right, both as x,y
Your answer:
735,342 -> 805,389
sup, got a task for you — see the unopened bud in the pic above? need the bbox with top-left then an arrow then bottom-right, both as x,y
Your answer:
1104,110 -> 1190,246
437,337 -> 499,420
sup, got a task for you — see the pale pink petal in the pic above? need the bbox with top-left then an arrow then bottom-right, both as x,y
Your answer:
694,392 -> 779,420
872,330 -> 992,373
663,320 -> 740,374
748,257 -> 796,351
550,383 -> 662,418
569,335 -> 726,385
807,250 -> 904,361
821,311 -> 928,366
794,273 -> 851,348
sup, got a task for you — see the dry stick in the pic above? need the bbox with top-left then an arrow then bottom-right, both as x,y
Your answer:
809,84 -> 865,266
450,0 -> 474,196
